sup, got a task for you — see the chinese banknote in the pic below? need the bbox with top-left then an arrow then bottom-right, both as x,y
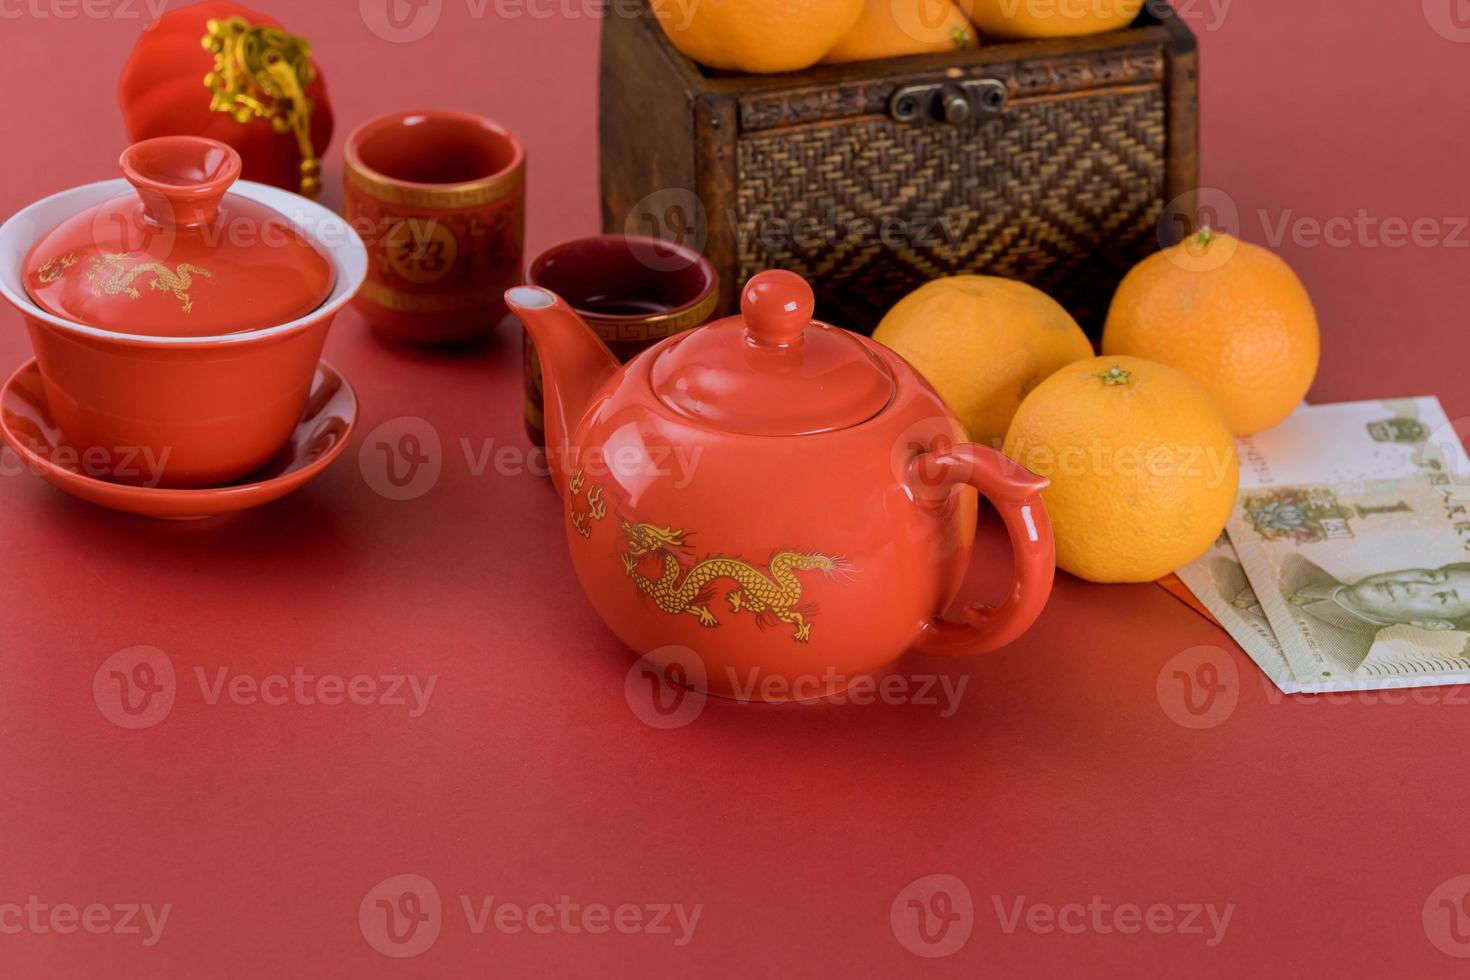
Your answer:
1175,398 -> 1470,693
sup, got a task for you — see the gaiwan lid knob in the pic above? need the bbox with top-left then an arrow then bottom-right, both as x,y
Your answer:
121,136 -> 241,228
23,136 -> 334,338
648,270 -> 895,436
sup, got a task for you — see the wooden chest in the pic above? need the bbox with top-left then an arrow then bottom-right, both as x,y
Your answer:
599,2 -> 1198,335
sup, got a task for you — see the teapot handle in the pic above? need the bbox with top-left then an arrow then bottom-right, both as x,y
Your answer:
909,443 -> 1055,657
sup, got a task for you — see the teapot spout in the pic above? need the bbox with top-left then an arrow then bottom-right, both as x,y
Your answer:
506,285 -> 620,495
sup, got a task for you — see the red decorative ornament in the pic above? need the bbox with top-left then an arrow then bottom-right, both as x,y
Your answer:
118,1 -> 333,198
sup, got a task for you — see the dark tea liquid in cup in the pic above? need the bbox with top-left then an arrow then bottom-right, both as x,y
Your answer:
522,235 -> 717,446
579,297 -> 676,316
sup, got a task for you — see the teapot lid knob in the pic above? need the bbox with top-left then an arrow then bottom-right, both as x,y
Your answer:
741,270 -> 813,349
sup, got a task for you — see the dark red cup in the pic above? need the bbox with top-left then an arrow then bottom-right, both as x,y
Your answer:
522,235 -> 717,444
344,109 -> 525,346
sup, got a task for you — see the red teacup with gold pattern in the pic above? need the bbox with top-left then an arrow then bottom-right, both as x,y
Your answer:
523,235 -> 717,444
344,110 -> 525,345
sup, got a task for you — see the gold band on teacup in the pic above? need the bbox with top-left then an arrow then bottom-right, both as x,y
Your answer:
345,157 -> 524,211
583,289 -> 718,344
360,280 -> 508,314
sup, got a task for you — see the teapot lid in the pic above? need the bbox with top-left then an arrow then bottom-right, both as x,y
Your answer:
22,136 -> 334,338
649,270 -> 895,436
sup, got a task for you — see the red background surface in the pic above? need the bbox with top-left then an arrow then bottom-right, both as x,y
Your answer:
3,1 -> 1470,976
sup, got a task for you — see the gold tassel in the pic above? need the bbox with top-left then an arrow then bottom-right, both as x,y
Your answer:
202,15 -> 322,197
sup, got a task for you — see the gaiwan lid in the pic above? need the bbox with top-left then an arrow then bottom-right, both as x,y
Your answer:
649,270 -> 895,436
23,136 -> 334,338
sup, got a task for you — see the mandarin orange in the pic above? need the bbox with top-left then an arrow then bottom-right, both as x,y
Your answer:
651,0 -> 865,73
1002,356 -> 1239,583
823,0 -> 976,62
958,0 -> 1145,38
873,275 -> 1094,447
1102,230 -> 1320,435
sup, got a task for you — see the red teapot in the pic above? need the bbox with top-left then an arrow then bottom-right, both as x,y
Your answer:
506,270 -> 1055,701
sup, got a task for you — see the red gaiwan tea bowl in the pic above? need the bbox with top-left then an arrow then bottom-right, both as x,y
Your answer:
0,137 -> 366,489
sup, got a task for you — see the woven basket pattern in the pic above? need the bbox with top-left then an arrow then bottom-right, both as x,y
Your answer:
735,87 -> 1166,333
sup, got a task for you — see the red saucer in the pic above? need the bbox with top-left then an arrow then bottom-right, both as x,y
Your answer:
0,359 -> 358,519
